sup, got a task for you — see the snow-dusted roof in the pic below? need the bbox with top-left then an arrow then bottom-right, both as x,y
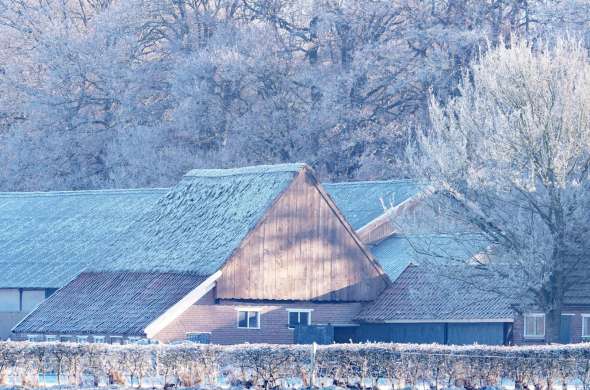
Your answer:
324,179 -> 421,230
93,163 -> 305,275
369,234 -> 489,281
0,188 -> 167,288
361,234 -> 514,322
356,265 -> 514,322
13,272 -> 207,336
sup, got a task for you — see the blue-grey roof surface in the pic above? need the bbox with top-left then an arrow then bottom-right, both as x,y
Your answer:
13,272 -> 207,336
323,180 -> 421,230
0,189 -> 167,288
356,265 -> 514,322
94,163 -> 305,274
370,234 -> 488,281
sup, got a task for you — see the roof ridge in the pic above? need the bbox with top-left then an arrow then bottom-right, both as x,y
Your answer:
323,178 -> 419,186
0,188 -> 170,198
390,232 -> 485,239
184,163 -> 307,178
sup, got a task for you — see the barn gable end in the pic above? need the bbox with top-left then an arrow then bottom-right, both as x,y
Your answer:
217,167 -> 389,302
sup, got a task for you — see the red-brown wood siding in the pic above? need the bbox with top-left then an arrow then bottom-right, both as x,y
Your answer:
216,170 -> 388,302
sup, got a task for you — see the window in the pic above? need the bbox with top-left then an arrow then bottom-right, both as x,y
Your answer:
45,335 -> 57,342
93,336 -> 106,344
110,336 -> 123,345
582,315 -> 590,338
26,334 -> 41,342
76,335 -> 88,343
237,309 -> 260,329
287,309 -> 312,329
524,314 -> 545,338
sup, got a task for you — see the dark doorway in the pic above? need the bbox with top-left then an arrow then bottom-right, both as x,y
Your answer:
333,325 -> 358,343
560,315 -> 572,344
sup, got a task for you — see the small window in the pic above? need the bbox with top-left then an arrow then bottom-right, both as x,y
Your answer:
237,310 -> 260,329
45,335 -> 57,342
582,315 -> 590,338
59,335 -> 73,343
110,336 -> 123,345
287,309 -> 312,329
76,335 -> 88,343
93,336 -> 105,344
524,314 -> 545,338
26,334 -> 40,342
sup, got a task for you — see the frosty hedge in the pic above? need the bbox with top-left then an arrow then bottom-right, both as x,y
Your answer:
0,342 -> 590,389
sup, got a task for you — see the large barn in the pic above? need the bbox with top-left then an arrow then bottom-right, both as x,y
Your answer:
4,163 -> 582,345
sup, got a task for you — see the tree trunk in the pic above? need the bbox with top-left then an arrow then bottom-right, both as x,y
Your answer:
546,306 -> 562,344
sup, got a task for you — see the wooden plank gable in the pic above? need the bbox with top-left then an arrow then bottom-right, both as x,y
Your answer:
217,168 -> 389,302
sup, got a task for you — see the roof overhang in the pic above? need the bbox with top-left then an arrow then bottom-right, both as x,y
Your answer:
144,271 -> 222,339
359,318 -> 514,324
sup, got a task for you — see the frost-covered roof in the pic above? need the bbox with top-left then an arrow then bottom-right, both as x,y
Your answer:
369,237 -> 414,281
369,234 -> 487,281
356,265 -> 514,322
0,188 -> 167,288
94,163 -> 305,274
13,272 -> 207,336
323,179 -> 421,230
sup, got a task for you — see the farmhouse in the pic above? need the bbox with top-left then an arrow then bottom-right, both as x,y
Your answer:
4,163 -> 584,345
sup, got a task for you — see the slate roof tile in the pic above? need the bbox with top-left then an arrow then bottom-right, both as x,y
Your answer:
13,272 -> 207,335
356,265 -> 514,322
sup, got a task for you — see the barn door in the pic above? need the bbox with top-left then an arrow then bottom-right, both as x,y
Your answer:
559,315 -> 572,344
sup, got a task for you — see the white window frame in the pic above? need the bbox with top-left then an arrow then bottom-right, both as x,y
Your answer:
582,314 -> 590,338
76,335 -> 88,343
26,334 -> 40,342
110,336 -> 123,345
236,308 -> 261,329
93,336 -> 106,344
524,313 -> 545,339
45,335 -> 57,342
286,309 -> 313,329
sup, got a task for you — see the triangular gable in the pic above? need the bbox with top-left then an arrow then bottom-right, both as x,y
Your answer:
217,166 -> 389,302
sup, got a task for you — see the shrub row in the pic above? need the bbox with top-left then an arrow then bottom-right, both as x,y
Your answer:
0,341 -> 589,389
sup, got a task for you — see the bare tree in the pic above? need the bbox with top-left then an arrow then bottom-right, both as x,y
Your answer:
406,38 -> 590,342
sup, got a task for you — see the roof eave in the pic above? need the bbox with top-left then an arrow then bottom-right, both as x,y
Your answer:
357,318 -> 515,324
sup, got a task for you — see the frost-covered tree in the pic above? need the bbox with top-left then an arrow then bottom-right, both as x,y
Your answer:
0,0 -> 590,190
407,38 -> 590,342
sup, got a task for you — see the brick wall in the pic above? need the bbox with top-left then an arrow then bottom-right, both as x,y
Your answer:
155,290 -> 363,344
513,307 -> 590,344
